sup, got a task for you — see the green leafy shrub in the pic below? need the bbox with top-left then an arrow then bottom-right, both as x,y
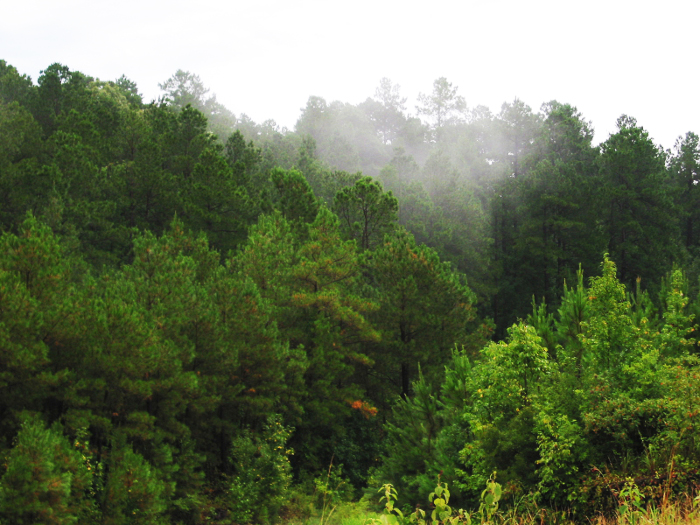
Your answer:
313,461 -> 355,524
373,477 -> 501,525
229,414 -> 293,524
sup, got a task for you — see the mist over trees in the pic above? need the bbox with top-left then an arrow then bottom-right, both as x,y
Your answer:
1,59 -> 700,523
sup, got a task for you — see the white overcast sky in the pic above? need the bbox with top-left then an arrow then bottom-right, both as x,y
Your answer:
2,0 -> 697,149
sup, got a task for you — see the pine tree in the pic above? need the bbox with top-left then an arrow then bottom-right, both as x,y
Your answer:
0,418 -> 95,524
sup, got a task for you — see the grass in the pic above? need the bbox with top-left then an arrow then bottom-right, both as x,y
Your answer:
281,498 -> 384,525
280,470 -> 700,525
591,497 -> 700,525
281,496 -> 700,525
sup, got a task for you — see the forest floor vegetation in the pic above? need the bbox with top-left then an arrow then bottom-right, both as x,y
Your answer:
278,496 -> 700,525
276,479 -> 700,525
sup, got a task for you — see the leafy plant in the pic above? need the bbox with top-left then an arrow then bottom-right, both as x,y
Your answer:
477,474 -> 502,525
229,414 -> 293,524
617,478 -> 644,525
372,478 -> 494,525
315,460 -> 353,525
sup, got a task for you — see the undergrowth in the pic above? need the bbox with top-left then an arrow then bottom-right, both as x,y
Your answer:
280,477 -> 700,525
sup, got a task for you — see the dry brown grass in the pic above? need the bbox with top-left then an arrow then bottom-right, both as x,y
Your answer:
588,497 -> 700,525
470,495 -> 700,525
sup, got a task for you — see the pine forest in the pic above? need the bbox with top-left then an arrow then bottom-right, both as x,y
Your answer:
2,61 -> 700,524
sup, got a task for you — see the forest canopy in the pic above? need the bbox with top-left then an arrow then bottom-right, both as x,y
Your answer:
1,60 -> 700,524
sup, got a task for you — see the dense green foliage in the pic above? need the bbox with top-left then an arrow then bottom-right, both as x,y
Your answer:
1,59 -> 699,523
378,260 -> 700,518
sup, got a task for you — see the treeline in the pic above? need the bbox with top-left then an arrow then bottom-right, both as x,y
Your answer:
0,61 -> 485,523
0,60 -> 699,523
291,82 -> 698,336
